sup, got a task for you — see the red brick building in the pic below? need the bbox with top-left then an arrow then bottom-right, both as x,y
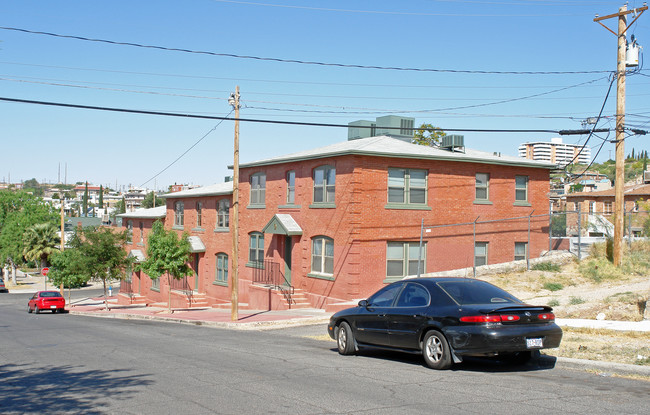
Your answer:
119,136 -> 553,311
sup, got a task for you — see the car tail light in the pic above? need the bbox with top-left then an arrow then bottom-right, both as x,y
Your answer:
460,315 -> 502,323
538,312 -> 555,321
500,314 -> 521,322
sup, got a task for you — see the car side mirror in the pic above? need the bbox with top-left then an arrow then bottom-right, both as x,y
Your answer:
358,300 -> 369,308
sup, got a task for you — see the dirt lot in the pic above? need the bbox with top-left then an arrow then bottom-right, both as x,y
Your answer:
480,260 -> 650,367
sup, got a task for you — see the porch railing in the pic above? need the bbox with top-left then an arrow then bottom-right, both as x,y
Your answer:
251,260 -> 295,307
120,280 -> 133,294
170,276 -> 191,292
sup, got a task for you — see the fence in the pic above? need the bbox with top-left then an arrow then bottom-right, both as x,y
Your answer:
417,207 -> 650,278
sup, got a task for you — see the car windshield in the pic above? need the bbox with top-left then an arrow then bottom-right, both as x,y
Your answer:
437,280 -> 520,305
40,292 -> 63,298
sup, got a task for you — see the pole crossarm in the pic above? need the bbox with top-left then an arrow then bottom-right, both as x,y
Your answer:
594,6 -> 647,36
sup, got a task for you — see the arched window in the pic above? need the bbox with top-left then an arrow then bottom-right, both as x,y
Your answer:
313,165 -> 335,204
196,202 -> 203,227
217,199 -> 230,228
311,236 -> 334,275
248,232 -> 264,266
215,253 -> 228,285
174,201 -> 184,226
250,173 -> 266,206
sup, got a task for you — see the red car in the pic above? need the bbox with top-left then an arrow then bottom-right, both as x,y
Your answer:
28,291 -> 66,314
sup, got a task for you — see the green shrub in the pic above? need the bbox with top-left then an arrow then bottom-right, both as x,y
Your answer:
543,282 -> 564,292
532,262 -> 561,272
569,296 -> 586,305
548,298 -> 560,307
578,257 -> 623,283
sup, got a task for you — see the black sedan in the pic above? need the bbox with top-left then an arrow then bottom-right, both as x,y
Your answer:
327,277 -> 562,370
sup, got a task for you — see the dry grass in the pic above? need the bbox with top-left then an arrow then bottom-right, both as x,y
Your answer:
550,327 -> 650,366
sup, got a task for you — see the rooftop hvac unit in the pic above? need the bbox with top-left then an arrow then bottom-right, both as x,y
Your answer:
441,134 -> 465,152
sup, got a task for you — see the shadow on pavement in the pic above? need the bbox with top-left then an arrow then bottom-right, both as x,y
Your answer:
0,363 -> 153,414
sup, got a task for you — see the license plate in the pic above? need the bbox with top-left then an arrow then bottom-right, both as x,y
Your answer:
526,338 -> 543,348
50,305 -> 57,309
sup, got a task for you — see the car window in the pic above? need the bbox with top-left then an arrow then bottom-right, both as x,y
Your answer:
396,283 -> 430,307
40,292 -> 63,298
368,284 -> 403,307
437,280 -> 521,305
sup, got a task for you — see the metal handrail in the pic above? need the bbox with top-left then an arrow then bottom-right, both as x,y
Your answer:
252,260 -> 294,307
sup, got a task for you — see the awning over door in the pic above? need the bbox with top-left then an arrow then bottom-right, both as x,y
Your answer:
187,236 -> 206,253
262,214 -> 303,236
128,249 -> 146,263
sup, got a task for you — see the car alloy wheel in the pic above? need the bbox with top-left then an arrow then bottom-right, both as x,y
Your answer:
422,331 -> 452,370
34,306 -> 39,314
28,305 -> 32,313
337,322 -> 355,355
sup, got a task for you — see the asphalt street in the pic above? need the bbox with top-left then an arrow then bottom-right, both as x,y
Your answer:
1,290 -> 649,415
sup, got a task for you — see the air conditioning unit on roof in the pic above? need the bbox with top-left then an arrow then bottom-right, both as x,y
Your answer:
441,135 -> 465,152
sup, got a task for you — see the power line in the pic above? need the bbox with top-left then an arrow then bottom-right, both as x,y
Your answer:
0,96 -> 566,134
0,61 -> 620,89
0,26 -> 611,75
140,109 -> 234,187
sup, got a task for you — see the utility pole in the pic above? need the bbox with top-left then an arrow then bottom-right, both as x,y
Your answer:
229,87 -> 240,321
594,3 -> 647,266
60,197 -> 65,295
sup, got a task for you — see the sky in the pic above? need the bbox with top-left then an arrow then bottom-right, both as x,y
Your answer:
2,0 -> 650,191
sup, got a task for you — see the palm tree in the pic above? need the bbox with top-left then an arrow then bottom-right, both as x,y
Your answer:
23,223 -> 60,271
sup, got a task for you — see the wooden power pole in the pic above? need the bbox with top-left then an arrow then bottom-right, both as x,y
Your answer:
229,87 -> 240,321
594,4 -> 647,266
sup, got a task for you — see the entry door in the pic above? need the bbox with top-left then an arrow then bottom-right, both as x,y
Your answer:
284,236 -> 292,286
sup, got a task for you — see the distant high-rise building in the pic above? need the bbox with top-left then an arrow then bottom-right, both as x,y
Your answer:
519,137 -> 590,166
348,115 -> 415,142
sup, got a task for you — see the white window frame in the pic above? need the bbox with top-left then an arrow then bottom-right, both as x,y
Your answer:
311,236 -> 334,276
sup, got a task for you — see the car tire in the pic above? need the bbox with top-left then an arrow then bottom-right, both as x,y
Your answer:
34,306 -> 39,314
422,330 -> 452,370
28,305 -> 32,313
337,322 -> 356,355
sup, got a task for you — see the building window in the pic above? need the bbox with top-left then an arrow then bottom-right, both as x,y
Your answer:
126,220 -> 133,244
514,242 -> 527,261
311,236 -> 334,275
217,199 -> 230,228
388,168 -> 427,205
286,170 -> 295,204
515,175 -> 529,202
196,202 -> 203,227
604,201 -> 613,215
250,173 -> 266,206
215,253 -> 228,285
386,242 -> 426,279
151,276 -> 160,291
475,173 -> 490,201
313,165 -> 335,204
248,232 -> 264,266
139,221 -> 144,243
174,201 -> 184,227
475,242 -> 488,266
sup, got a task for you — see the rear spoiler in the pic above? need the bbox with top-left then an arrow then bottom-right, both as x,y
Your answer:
479,305 -> 552,314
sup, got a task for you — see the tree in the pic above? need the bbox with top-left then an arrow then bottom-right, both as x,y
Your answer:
137,221 -> 193,313
22,223 -> 60,270
0,190 -> 58,266
48,244 -> 90,304
141,191 -> 157,209
72,226 -> 132,310
412,123 -> 446,147
99,185 -> 104,209
119,196 -> 126,214
83,182 -> 89,217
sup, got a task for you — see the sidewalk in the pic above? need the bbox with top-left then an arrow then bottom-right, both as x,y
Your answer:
67,296 -> 330,330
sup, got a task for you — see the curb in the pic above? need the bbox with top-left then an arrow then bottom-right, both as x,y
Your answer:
555,356 -> 650,377
68,309 -> 330,330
